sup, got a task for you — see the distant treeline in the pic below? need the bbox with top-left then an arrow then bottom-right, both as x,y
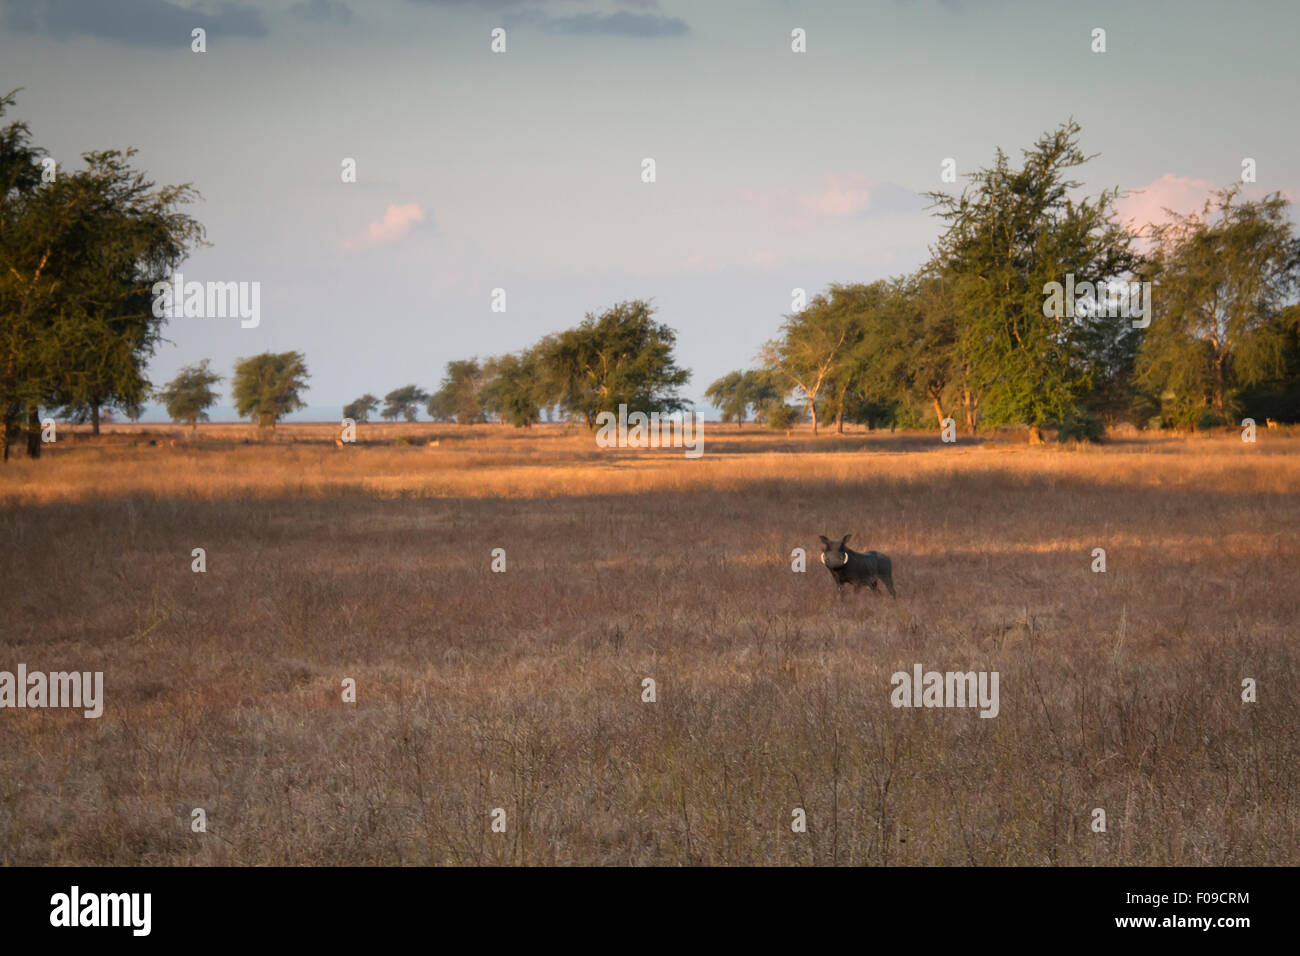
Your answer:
4,88 -> 1298,462
356,121 -> 1300,440
342,299 -> 689,428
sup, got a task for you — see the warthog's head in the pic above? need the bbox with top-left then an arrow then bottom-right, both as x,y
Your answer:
818,534 -> 852,569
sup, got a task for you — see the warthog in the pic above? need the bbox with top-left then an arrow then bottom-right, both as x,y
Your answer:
819,534 -> 895,597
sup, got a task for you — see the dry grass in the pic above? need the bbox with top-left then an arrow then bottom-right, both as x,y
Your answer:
1,423 -> 1296,865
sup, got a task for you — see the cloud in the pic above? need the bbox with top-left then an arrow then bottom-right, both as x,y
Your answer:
344,204 -> 429,250
410,0 -> 665,8
801,173 -> 873,217
290,0 -> 355,25
740,174 -> 924,224
1115,174 -> 1216,233
407,0 -> 537,8
407,0 -> 688,37
1,0 -> 268,46
514,10 -> 689,37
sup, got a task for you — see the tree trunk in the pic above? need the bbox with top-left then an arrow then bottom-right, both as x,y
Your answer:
3,348 -> 16,461
835,410 -> 843,434
931,395 -> 945,427
1028,425 -> 1044,445
2,406 -> 15,462
1214,356 -> 1226,415
963,387 -> 978,435
91,403 -> 101,436
26,404 -> 41,459
809,402 -> 819,435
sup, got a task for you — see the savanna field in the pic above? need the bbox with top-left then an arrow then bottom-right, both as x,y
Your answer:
1,424 -> 1296,866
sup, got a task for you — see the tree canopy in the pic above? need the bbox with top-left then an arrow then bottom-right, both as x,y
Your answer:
1,89 -> 204,457
231,351 -> 310,429
342,393 -> 379,423
156,360 -> 222,431
382,384 -> 430,423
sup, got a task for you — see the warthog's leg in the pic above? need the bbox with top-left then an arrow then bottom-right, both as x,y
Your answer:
883,573 -> 896,598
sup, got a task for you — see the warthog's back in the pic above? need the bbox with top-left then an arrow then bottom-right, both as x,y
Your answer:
871,550 -> 890,575
848,549 -> 889,577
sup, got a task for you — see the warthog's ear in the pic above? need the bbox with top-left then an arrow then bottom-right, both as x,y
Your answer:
818,535 -> 831,548
841,534 -> 852,547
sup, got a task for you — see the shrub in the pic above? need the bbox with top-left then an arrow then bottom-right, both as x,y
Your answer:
761,403 -> 803,430
1197,410 -> 1229,430
1056,409 -> 1105,443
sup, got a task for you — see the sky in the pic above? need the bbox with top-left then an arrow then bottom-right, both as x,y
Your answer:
2,0 -> 1298,420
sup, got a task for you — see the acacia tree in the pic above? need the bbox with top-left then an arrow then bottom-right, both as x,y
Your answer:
706,369 -> 786,427
49,150 -> 203,436
704,371 -> 746,424
1138,188 -> 1299,424
1,91 -> 55,460
813,282 -> 900,433
900,274 -> 962,429
428,360 -> 484,424
425,388 -> 455,423
1235,303 -> 1300,423
480,350 -> 543,427
0,92 -> 204,459
156,359 -> 221,431
762,286 -> 860,434
232,351 -> 309,430
925,120 -> 1142,439
536,300 -> 688,427
53,313 -> 152,436
342,393 -> 379,422
382,384 -> 429,422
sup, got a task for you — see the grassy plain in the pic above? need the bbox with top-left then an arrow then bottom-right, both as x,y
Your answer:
1,422 -> 1296,864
